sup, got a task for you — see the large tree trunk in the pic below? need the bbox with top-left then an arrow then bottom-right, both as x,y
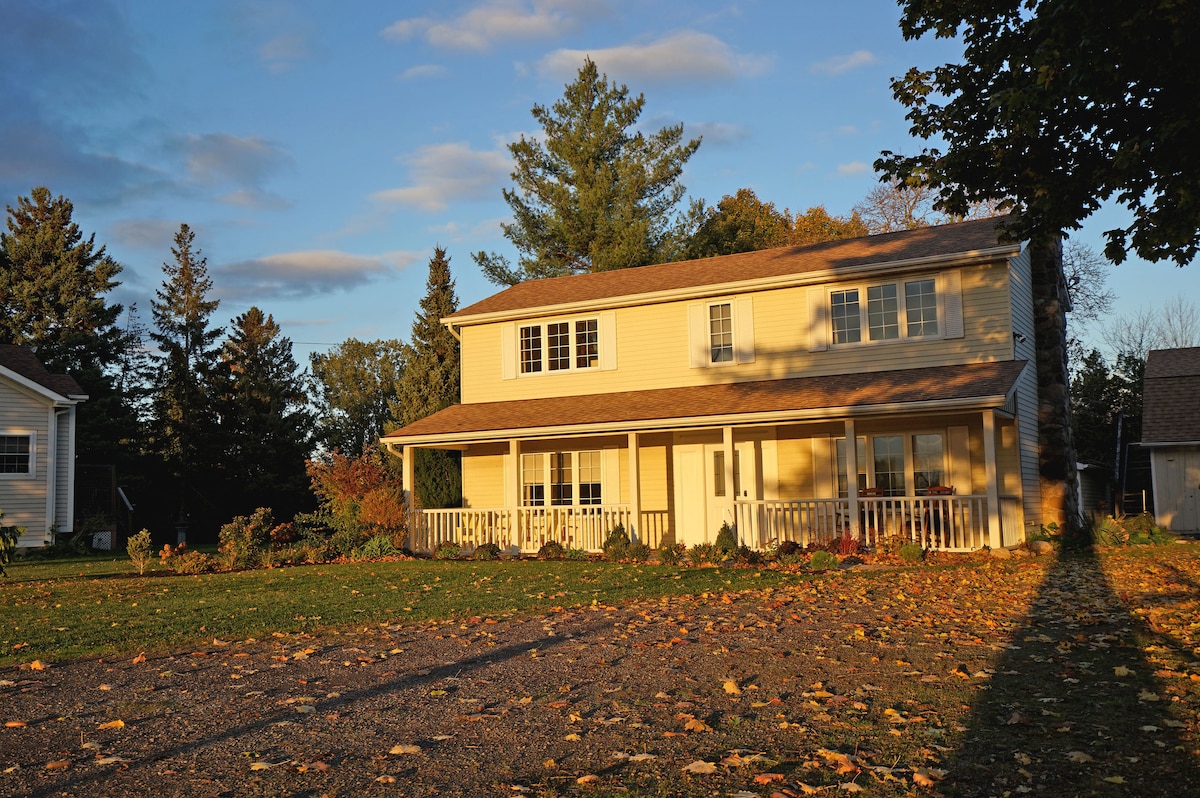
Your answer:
1030,239 -> 1083,541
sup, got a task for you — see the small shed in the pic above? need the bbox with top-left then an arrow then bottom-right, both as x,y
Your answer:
1142,347 -> 1200,534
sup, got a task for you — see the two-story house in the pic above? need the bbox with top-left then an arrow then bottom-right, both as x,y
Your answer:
383,216 -> 1043,554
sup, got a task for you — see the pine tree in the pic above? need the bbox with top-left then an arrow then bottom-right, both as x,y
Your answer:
149,224 -> 224,528
473,58 -> 701,285
391,247 -> 462,508
216,307 -> 315,518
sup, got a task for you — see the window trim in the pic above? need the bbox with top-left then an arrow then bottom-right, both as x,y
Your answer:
811,270 -> 962,352
689,297 -> 755,368
506,314 -> 612,378
0,431 -> 36,480
521,449 -> 603,507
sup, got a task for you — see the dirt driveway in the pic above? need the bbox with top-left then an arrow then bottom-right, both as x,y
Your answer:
3,547 -> 1199,797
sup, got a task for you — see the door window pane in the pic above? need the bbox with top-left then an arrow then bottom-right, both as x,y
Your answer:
872,436 -> 906,496
550,452 -> 573,505
521,453 -> 545,505
913,433 -> 945,492
836,437 -> 868,497
578,450 -> 601,505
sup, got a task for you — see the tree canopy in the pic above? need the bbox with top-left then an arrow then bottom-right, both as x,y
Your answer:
881,1 -> 1200,264
474,58 -> 701,285
683,189 -> 868,259
310,339 -> 405,458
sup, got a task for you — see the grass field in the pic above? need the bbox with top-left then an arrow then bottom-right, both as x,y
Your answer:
0,554 -> 799,666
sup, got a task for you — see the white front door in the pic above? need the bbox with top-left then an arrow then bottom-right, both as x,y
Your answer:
675,440 -> 761,547
675,446 -> 707,547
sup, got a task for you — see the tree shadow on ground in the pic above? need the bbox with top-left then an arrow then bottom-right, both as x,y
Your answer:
942,546 -> 1200,796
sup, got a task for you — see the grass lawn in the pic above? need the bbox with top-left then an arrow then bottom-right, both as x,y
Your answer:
0,555 -> 799,666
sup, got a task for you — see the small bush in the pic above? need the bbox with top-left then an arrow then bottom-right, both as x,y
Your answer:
473,542 -> 502,561
809,550 -> 838,571
603,525 -> 631,560
775,540 -> 801,558
688,542 -> 715,565
899,542 -> 924,563
657,541 -> 686,565
126,529 -> 155,575
159,543 -> 213,574
1093,512 -> 1172,546
714,522 -> 738,556
538,541 -> 566,559
627,541 -> 651,562
218,507 -> 276,570
777,551 -> 806,566
565,547 -> 589,560
736,545 -> 763,565
834,533 -> 860,556
434,542 -> 461,560
354,535 -> 400,560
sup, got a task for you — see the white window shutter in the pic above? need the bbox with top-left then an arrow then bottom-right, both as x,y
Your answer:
688,303 -> 707,368
807,287 -> 828,351
734,297 -> 755,364
501,323 -> 517,380
599,312 -> 617,371
943,270 -> 964,339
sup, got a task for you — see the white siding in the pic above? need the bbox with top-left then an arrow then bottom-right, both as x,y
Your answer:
0,380 -> 52,545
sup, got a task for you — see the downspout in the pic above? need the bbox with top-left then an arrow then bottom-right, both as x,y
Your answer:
46,409 -> 68,541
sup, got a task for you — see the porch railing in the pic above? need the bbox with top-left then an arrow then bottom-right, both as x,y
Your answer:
735,494 -> 1020,552
408,504 -> 634,555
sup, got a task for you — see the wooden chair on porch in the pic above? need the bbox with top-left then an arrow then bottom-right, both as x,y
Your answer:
923,486 -> 955,548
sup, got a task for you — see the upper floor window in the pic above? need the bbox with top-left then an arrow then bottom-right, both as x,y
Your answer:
0,434 -> 32,476
809,272 -> 961,352
519,317 -> 600,375
689,297 -> 755,368
709,303 -> 734,363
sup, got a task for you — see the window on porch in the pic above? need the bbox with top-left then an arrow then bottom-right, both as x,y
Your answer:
835,432 -> 948,496
522,450 -> 602,507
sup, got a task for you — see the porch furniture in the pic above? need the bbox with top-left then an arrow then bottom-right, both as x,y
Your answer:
922,485 -> 955,547
859,487 -> 885,542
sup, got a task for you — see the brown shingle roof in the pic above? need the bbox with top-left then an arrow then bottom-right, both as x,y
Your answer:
384,360 -> 1027,443
452,215 -> 1018,320
0,345 -> 86,399
1143,347 -> 1200,443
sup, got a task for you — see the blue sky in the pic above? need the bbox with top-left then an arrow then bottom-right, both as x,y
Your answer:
2,0 -> 1194,365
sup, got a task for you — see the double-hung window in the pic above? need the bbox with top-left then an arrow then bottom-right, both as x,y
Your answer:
812,272 -> 959,351
518,317 -> 601,375
689,297 -> 755,367
709,303 -> 734,363
0,434 -> 33,476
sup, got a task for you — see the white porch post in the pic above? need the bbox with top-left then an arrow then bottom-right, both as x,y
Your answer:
983,410 -> 1002,549
402,445 -> 416,512
722,426 -> 736,529
506,439 -> 520,550
627,432 -> 641,540
844,419 -> 859,538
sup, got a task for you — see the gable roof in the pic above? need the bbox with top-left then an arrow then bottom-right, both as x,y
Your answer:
0,345 -> 87,401
383,360 -> 1026,445
1143,346 -> 1200,443
451,215 -> 1019,322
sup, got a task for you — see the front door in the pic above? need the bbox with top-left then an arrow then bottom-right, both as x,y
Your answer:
674,440 -> 758,547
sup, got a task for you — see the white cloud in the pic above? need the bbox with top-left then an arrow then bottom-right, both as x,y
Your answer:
181,133 -> 291,185
219,187 -> 291,210
537,31 -> 770,84
109,218 -> 184,251
812,50 -> 877,75
372,142 -> 511,212
382,0 -> 605,52
259,33 -> 312,74
399,64 -> 448,80
837,161 -> 870,175
216,249 -> 418,300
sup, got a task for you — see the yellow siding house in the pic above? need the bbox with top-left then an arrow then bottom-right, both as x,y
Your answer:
383,217 -> 1043,554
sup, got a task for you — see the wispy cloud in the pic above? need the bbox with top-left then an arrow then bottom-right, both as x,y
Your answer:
215,249 -> 418,301
180,133 -> 291,185
219,187 -> 291,210
259,33 -> 313,74
812,50 -> 876,75
372,142 -> 511,212
691,121 -> 750,147
383,0 -> 606,52
399,64 -> 449,80
537,31 -> 770,85
837,161 -> 870,175
109,218 -> 185,251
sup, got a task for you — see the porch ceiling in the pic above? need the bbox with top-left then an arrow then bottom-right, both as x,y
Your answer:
383,360 -> 1027,446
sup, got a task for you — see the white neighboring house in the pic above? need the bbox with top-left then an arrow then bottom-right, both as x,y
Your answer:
0,345 -> 88,547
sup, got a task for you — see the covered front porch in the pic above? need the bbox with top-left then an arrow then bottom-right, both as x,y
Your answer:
383,361 -> 1034,556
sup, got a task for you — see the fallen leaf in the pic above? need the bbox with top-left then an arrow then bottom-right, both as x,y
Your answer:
250,760 -> 286,770
1113,665 -> 1133,677
94,756 -> 130,765
723,680 -> 742,695
376,775 -> 396,783
1104,776 -> 1126,784
682,760 -> 717,774
628,753 -> 657,762
45,760 -> 71,770
131,653 -> 146,665
840,784 -> 866,793
684,717 -> 712,732
97,720 -> 125,731
28,661 -> 48,671
5,721 -> 27,728
754,772 -> 785,784
390,744 -> 421,755
563,733 -> 581,741
1137,690 -> 1160,702
576,774 -> 600,784
1066,751 -> 1094,764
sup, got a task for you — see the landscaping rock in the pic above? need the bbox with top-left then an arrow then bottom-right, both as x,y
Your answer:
1029,540 -> 1054,555
990,547 -> 1012,559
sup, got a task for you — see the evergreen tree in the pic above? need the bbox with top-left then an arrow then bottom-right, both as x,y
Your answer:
149,224 -> 224,529
0,187 -> 137,464
217,307 -> 315,518
310,339 -> 405,458
390,247 -> 462,509
683,189 -> 793,259
473,58 -> 701,285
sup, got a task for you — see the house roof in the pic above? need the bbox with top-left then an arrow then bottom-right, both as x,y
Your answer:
383,360 -> 1027,445
450,215 -> 1019,322
1142,346 -> 1200,443
0,344 -> 87,401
